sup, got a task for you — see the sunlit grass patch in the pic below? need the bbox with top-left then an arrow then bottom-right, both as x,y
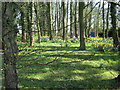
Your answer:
99,70 -> 118,80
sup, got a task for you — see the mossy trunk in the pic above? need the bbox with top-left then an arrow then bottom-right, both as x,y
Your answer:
2,2 -> 19,89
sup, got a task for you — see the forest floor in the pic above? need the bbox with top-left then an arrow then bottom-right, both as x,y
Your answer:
17,37 -> 120,89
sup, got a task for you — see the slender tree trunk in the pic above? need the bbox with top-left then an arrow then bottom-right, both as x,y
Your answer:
37,22 -> 41,43
21,11 -> 26,42
66,1 -> 69,40
62,2 -> 66,41
102,1 -> 105,39
57,3 -> 60,35
96,3 -> 101,37
70,2 -> 73,38
48,2 -> 53,40
26,2 -> 33,45
88,2 -> 92,37
2,3 -> 19,89
26,3 -> 30,43
34,3 -> 41,43
55,4 -> 57,36
74,2 -> 78,38
84,3 -> 88,37
79,2 -> 86,50
29,2 -> 34,46
105,3 -> 110,38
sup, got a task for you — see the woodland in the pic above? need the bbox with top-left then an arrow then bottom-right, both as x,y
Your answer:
1,0 -> 120,89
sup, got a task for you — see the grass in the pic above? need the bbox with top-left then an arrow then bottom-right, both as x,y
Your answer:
17,38 -> 120,89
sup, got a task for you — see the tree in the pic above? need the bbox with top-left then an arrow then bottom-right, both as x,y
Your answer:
56,2 -> 61,35
62,2 -> 66,41
110,2 -> 119,47
110,1 -> 120,83
74,2 -> 78,38
70,2 -> 73,38
84,2 -> 89,37
34,2 -> 41,43
105,3 -> 110,38
102,1 -> 105,39
88,2 -> 93,37
29,2 -> 34,46
96,2 -> 101,37
2,2 -> 19,89
48,2 -> 53,40
21,11 -> 26,42
19,3 -> 27,42
79,2 -> 86,50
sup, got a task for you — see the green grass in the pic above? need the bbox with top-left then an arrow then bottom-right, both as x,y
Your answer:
17,38 -> 120,89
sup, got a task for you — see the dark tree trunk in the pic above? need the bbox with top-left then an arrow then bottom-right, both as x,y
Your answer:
62,2 -> 66,41
79,2 -> 86,50
102,1 -> 105,39
110,2 -> 119,47
21,11 -> 26,42
48,2 -> 53,40
105,3 -> 110,38
29,2 -> 34,46
70,2 -> 73,38
34,3 -> 41,43
2,2 -> 19,89
74,2 -> 78,38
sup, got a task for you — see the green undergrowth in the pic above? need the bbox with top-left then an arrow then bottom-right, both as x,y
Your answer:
17,38 -> 120,89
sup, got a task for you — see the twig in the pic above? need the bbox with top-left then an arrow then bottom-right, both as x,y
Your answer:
17,50 -> 75,69
20,57 -> 59,68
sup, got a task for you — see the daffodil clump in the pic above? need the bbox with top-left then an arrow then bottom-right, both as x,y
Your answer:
92,42 -> 118,52
41,36 -> 49,42
68,37 -> 79,43
86,37 -> 113,44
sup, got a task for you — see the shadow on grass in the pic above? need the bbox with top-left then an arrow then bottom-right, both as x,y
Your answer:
18,61 -> 119,89
19,76 -> 117,89
19,46 -> 80,52
18,44 -> 120,89
44,54 -> 94,60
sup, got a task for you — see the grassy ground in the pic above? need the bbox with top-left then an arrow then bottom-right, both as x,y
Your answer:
17,38 -> 120,89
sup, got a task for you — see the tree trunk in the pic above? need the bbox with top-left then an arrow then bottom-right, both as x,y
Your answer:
102,1 -> 105,39
2,3 -> 19,89
74,2 -> 78,38
66,1 -> 69,40
70,2 -> 73,38
57,2 -> 61,35
62,2 -> 66,41
96,3 -> 101,37
21,11 -> 26,42
110,2 -> 119,47
88,2 -> 92,37
84,3 -> 89,37
34,3 -> 41,43
26,2 -> 33,45
79,2 -> 86,50
26,3 -> 30,43
105,3 -> 110,38
29,2 -> 34,46
48,2 -> 53,40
